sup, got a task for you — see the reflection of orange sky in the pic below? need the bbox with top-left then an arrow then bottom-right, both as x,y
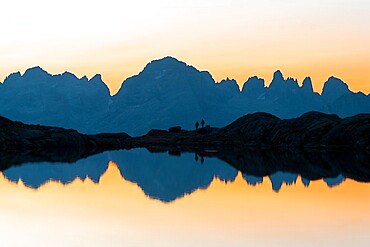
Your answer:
1,161 -> 370,247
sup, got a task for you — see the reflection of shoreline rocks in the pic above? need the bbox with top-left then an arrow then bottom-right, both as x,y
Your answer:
2,148 -> 369,203
151,148 -> 370,184
219,149 -> 370,183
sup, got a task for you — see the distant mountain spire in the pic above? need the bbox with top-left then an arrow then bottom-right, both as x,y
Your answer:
3,72 -> 22,85
80,75 -> 89,82
90,74 -> 103,83
23,66 -> 49,78
301,77 -> 314,93
242,76 -> 265,97
142,56 -> 187,74
272,70 -> 284,81
322,76 -> 350,101
268,70 -> 285,90
217,78 -> 240,93
61,71 -> 78,80
268,70 -> 299,94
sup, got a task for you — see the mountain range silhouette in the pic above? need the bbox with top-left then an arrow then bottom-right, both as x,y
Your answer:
1,56 -> 369,135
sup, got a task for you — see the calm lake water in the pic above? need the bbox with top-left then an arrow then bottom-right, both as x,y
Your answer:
1,148 -> 370,247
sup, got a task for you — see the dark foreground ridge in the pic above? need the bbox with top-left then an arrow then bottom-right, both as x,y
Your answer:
133,111 -> 370,150
0,115 -> 131,171
1,111 -> 369,153
0,115 -> 131,150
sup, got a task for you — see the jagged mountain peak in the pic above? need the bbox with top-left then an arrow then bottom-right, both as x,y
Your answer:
216,78 -> 240,92
301,77 -> 313,93
242,76 -> 266,96
60,71 -> 78,80
302,76 -> 312,85
324,76 -> 349,88
247,76 -> 263,82
218,77 -> 238,86
142,56 -> 189,73
273,70 -> 284,81
58,72 -> 104,85
23,66 -> 49,78
269,70 -> 299,92
322,76 -> 350,99
115,56 -> 215,97
243,76 -> 265,87
157,56 -> 182,63
286,76 -> 297,82
89,74 -> 109,91
80,75 -> 89,82
3,72 -> 22,85
269,70 -> 285,89
219,77 -> 236,83
90,74 -> 103,82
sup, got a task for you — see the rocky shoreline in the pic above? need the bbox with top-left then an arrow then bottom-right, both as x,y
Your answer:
1,111 -> 369,152
132,111 -> 370,150
0,111 -> 369,180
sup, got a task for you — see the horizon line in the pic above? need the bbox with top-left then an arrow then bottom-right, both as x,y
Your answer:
1,56 -> 368,97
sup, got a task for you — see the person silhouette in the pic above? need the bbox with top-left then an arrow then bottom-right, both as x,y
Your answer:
195,153 -> 199,162
195,121 -> 199,130
201,119 -> 205,128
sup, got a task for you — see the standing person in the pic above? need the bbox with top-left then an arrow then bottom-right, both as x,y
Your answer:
201,119 -> 205,128
195,121 -> 199,130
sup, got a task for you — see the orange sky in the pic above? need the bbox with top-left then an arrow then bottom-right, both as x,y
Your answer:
1,161 -> 370,246
1,1 -> 370,95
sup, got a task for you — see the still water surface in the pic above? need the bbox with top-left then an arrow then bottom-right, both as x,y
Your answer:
1,149 -> 370,247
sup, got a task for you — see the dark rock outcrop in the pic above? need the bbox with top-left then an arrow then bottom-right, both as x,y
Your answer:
0,111 -> 368,158
132,111 -> 370,150
0,115 -> 131,150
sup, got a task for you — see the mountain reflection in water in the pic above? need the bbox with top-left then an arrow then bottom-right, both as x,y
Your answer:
1,148 -> 369,202
1,148 -> 370,247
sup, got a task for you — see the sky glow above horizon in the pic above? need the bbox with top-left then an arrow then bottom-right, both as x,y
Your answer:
1,0 -> 370,94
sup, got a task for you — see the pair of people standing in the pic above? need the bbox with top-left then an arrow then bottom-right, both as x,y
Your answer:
195,119 -> 205,130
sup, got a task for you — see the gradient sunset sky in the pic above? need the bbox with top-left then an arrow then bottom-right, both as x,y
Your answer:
1,0 -> 370,94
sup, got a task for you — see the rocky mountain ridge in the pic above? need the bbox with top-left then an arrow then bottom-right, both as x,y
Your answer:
1,57 -> 369,135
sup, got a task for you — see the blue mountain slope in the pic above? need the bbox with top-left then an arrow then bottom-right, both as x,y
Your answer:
104,57 -> 246,134
0,67 -> 110,133
0,56 -> 368,135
